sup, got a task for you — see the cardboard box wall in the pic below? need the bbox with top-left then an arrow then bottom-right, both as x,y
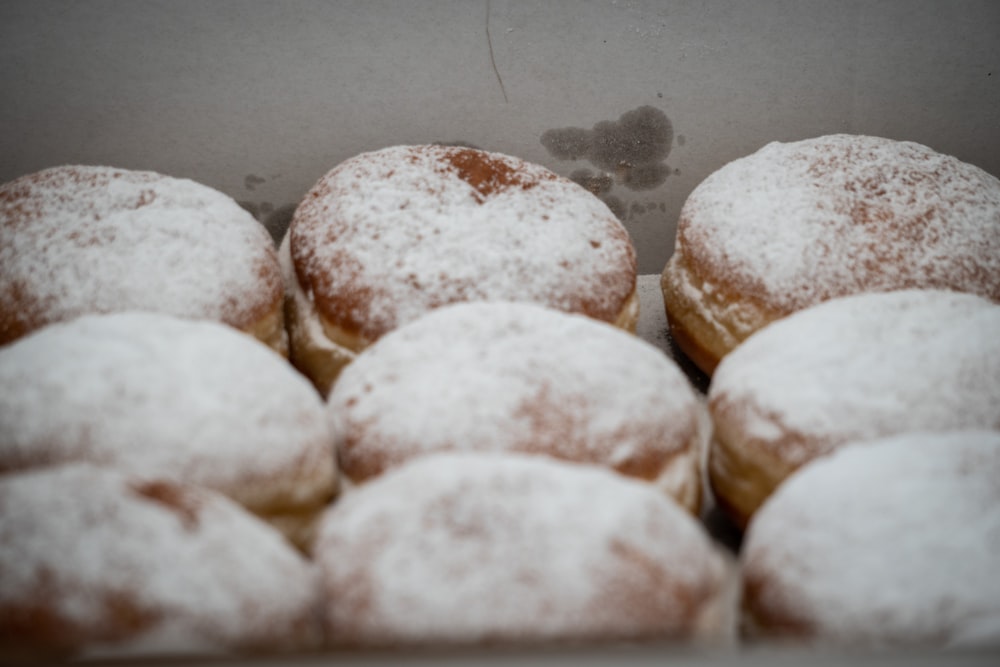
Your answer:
2,0 -> 998,274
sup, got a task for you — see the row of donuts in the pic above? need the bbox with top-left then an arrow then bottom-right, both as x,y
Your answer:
3,292 -> 999,655
656,133 -> 1000,646
685,289 -> 1000,645
0,147 -> 701,657
2,135 -> 1000,655
289,135 -> 1000,647
310,259 -> 1000,645
0,298 -> 731,656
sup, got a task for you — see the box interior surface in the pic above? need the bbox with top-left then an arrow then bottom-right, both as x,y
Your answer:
2,0 -> 998,273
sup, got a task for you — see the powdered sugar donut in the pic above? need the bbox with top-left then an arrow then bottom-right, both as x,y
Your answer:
314,453 -> 734,647
707,289 -> 1000,527
661,134 -> 1000,374
0,312 -> 336,549
742,430 -> 1000,648
0,464 -> 322,659
328,301 -> 704,512
0,165 -> 285,352
282,145 -> 638,394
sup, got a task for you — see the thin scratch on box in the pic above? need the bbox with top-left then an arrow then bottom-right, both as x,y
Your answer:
486,0 -> 509,104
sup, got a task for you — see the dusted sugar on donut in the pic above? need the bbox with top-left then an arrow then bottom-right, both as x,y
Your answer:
0,165 -> 285,352
707,289 -> 1000,527
742,431 -> 1000,647
0,464 -> 323,658
315,453 -> 734,647
328,301 -> 704,512
283,145 -> 638,393
0,312 -> 337,549
661,134 -> 1000,374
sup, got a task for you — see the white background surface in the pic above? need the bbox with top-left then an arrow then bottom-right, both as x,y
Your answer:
2,0 -> 998,273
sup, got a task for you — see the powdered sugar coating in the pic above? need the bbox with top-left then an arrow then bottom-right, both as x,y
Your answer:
709,290 -> 1000,466
0,464 -> 322,655
329,301 -> 702,508
0,312 -> 336,513
289,145 -> 636,342
742,431 -> 1000,647
315,452 -> 730,646
676,134 -> 1000,315
0,165 -> 283,344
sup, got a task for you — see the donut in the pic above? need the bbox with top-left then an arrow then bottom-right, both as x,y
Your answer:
282,144 -> 638,394
706,289 -> 1000,527
314,452 -> 735,647
328,301 -> 704,513
0,312 -> 337,549
741,430 -> 1000,648
660,134 -> 1000,374
0,165 -> 286,352
0,464 -> 323,659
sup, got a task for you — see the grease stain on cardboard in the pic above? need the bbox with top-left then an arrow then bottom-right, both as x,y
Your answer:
541,105 -> 676,221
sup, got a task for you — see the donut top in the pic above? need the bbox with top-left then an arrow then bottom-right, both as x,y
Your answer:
0,464 -> 322,655
329,301 -> 701,487
315,452 -> 728,644
289,145 -> 637,342
0,165 -> 283,345
743,431 -> 1000,646
0,312 -> 335,512
676,134 -> 1000,315
709,289 -> 1000,466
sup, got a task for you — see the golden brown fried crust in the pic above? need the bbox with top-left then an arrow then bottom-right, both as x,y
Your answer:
664,304 -> 722,377
707,393 -> 811,529
707,379 -> 845,528
242,297 -> 288,356
660,250 -> 781,377
707,436 -> 790,531
283,286 -> 357,396
660,254 -> 722,376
